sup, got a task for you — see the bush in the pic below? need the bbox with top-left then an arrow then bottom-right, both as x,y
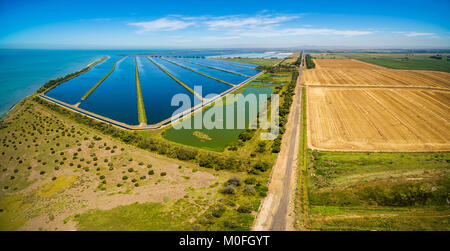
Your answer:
237,204 -> 252,213
227,176 -> 242,187
223,220 -> 238,229
148,170 -> 154,175
221,186 -> 236,194
244,185 -> 256,196
244,177 -> 257,185
160,172 -> 166,176
253,162 -> 270,172
211,206 -> 226,218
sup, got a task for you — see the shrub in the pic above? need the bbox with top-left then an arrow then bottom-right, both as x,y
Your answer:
224,220 -> 238,229
237,204 -> 252,213
122,176 -> 128,180
243,185 -> 256,196
211,206 -> 225,218
227,177 -> 242,187
221,186 -> 236,195
253,162 -> 270,172
128,168 -> 134,172
244,177 -> 257,185
160,172 -> 167,176
148,170 -> 155,175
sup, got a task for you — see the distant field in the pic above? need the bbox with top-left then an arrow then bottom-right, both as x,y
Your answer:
306,151 -> 450,231
311,53 -> 450,72
304,59 -> 450,89
215,58 -> 283,66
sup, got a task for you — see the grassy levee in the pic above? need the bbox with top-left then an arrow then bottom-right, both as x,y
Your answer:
296,86 -> 310,229
147,57 -> 203,101
134,57 -> 147,125
161,57 -> 235,86
178,58 -> 251,77
38,56 -> 108,94
80,56 -> 123,101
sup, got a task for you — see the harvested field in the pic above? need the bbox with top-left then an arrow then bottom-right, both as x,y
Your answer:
307,88 -> 450,151
304,59 -> 450,89
314,59 -> 386,69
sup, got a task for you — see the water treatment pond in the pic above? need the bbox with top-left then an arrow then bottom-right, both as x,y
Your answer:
168,58 -> 248,85
137,56 -> 201,125
45,55 -> 122,104
184,58 -> 261,76
78,56 -> 139,125
151,57 -> 232,98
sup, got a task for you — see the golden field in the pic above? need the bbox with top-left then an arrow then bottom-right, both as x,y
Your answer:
305,59 -> 450,151
304,59 -> 450,89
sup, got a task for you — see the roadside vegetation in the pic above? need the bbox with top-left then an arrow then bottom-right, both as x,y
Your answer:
305,54 -> 315,69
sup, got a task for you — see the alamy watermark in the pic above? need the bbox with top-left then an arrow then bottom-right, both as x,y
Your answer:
169,86 -> 279,140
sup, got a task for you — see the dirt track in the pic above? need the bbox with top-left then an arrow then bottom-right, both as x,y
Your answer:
253,55 -> 304,231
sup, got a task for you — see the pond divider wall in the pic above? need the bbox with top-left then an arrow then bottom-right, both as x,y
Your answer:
135,56 -> 148,125
161,57 -> 235,87
80,56 -> 124,101
177,58 -> 251,77
146,56 -> 204,101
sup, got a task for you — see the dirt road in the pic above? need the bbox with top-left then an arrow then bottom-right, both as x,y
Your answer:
253,54 -> 304,231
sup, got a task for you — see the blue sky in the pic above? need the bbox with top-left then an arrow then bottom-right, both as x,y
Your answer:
0,0 -> 449,49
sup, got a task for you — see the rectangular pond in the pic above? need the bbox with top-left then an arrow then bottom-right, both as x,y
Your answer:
164,86 -> 273,151
183,58 -> 261,77
168,58 -> 248,85
204,58 -> 259,68
151,57 -> 232,98
137,56 -> 201,125
45,55 -> 122,105
78,56 -> 139,125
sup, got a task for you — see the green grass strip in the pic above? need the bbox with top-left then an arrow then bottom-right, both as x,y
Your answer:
300,87 -> 307,171
146,57 -> 203,101
177,58 -> 251,77
135,57 -> 147,125
81,56 -> 123,101
161,57 -> 235,87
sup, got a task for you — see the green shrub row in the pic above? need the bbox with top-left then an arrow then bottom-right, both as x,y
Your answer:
271,71 -> 299,153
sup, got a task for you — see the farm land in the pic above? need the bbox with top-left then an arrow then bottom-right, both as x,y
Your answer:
296,54 -> 450,231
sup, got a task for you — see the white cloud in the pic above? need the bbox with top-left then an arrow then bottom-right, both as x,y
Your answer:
205,15 -> 299,29
393,31 -> 436,37
129,18 -> 194,33
128,14 -> 372,38
240,28 -> 373,38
